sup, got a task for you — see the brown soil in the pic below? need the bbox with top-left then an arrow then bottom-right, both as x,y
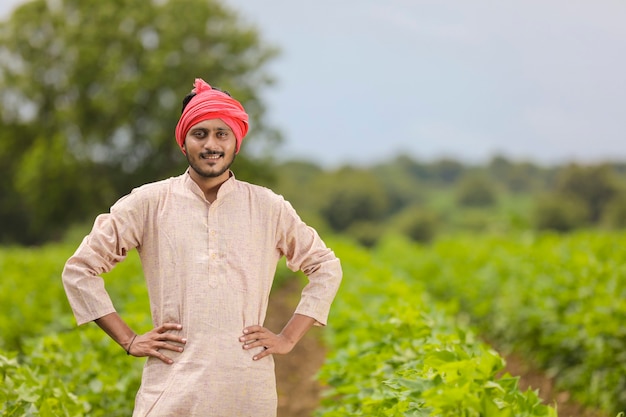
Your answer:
267,280 -> 610,417
266,278 -> 327,417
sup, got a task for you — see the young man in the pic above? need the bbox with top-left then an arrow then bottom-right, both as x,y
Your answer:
62,78 -> 342,416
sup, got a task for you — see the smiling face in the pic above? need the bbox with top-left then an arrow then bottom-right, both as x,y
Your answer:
184,118 -> 237,181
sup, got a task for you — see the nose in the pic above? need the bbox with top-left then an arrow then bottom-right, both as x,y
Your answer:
202,133 -> 220,149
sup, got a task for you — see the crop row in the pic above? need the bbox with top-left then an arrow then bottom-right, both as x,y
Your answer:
373,231 -> 626,415
315,239 -> 557,416
0,245 -> 150,415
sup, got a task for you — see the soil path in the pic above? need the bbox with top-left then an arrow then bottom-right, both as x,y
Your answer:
267,279 -> 608,417
266,278 -> 327,417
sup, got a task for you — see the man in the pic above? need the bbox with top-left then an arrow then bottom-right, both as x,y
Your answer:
62,78 -> 342,416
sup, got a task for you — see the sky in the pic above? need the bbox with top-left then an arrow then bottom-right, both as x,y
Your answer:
2,1 -> 625,167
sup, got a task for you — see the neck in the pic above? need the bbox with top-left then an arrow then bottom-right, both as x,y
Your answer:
188,169 -> 231,203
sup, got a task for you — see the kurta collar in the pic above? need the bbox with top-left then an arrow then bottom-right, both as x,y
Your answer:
182,168 -> 237,203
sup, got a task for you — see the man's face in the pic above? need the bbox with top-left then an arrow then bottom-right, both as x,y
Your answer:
184,118 -> 237,179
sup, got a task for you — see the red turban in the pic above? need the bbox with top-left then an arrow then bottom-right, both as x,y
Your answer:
175,78 -> 249,154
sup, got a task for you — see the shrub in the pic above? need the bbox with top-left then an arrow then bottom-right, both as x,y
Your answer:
532,193 -> 589,232
456,174 -> 497,207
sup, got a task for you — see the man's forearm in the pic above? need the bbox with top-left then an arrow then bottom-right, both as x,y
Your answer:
94,312 -> 137,353
278,313 -> 316,347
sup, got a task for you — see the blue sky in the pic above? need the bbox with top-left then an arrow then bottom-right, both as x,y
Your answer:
3,1 -> 625,166
224,0 -> 626,166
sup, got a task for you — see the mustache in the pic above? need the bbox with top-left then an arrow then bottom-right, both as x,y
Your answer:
200,150 -> 225,157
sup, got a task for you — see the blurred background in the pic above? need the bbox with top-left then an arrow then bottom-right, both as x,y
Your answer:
2,2 -> 626,416
1,0 -> 625,246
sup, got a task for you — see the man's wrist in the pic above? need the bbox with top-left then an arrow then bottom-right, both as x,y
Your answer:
125,334 -> 138,355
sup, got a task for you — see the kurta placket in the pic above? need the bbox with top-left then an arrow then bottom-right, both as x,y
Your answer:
207,202 -> 218,289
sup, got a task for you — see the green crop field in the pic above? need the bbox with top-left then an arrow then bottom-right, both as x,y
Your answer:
372,231 -> 626,415
1,232 -> 625,416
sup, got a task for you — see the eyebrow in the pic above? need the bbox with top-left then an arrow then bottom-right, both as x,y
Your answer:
190,126 -> 232,132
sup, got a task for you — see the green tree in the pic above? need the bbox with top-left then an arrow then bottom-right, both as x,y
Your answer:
317,167 -> 390,233
388,154 -> 432,182
601,192 -> 626,229
429,158 -> 466,184
271,160 -> 324,210
487,155 -> 543,193
553,163 -> 620,223
270,160 -> 330,232
390,205 -> 439,244
374,156 -> 426,215
0,0 -> 279,244
455,174 -> 497,207
532,193 -> 589,232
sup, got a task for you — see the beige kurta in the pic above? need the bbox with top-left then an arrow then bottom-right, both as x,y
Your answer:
62,169 -> 342,417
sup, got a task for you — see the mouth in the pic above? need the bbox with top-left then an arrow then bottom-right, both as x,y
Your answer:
201,152 -> 224,160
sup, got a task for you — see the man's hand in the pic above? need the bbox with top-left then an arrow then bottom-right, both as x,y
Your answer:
239,325 -> 295,361
240,314 -> 316,361
128,323 -> 187,364
95,313 -> 186,365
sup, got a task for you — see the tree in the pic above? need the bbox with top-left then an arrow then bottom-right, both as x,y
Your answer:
532,193 -> 589,232
455,174 -> 497,207
552,163 -> 620,223
601,192 -> 626,229
487,155 -> 542,193
373,156 -> 427,215
317,167 -> 390,233
429,158 -> 466,184
0,0 -> 279,244
390,205 -> 439,244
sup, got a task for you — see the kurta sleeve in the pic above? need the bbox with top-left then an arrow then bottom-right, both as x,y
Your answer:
62,192 -> 145,325
274,198 -> 342,326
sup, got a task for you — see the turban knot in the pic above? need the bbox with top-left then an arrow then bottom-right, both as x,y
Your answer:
175,78 -> 249,154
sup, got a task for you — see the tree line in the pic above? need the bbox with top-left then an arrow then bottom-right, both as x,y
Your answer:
268,156 -> 626,247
